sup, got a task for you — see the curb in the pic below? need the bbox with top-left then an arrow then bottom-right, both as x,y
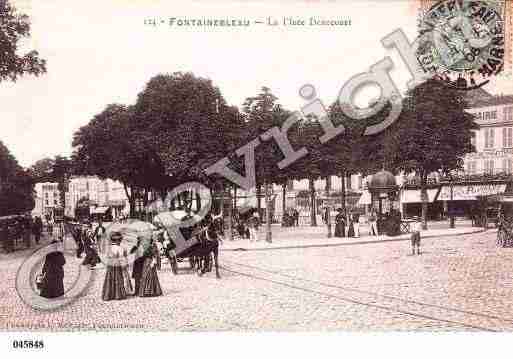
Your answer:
220,228 -> 489,252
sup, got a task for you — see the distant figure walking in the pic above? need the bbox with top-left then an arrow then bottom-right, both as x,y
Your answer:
82,223 -> 101,268
248,211 -> 260,242
39,242 -> 66,299
352,211 -> 360,238
369,209 -> 378,236
334,208 -> 346,238
32,216 -> 43,244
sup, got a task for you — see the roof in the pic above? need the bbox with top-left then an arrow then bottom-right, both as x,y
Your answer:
465,87 -> 494,107
467,91 -> 513,108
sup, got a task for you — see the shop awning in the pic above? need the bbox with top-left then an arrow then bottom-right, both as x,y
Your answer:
357,191 -> 371,205
401,188 -> 440,203
437,183 -> 506,201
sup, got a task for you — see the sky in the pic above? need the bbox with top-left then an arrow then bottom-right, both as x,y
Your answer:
1,0 -> 512,168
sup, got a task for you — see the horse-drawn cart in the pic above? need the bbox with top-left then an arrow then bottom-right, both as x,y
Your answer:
153,210 -> 216,275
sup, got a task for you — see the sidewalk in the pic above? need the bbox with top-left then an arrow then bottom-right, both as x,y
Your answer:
220,224 -> 487,251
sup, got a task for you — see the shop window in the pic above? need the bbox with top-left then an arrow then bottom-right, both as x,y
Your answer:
503,127 -> 513,148
503,106 -> 513,122
503,158 -> 513,174
484,160 -> 495,175
466,161 -> 477,174
484,128 -> 495,149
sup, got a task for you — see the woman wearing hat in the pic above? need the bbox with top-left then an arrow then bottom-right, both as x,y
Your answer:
334,208 -> 346,238
102,232 -> 132,301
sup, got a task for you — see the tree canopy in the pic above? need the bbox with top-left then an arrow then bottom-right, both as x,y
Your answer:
0,0 -> 46,83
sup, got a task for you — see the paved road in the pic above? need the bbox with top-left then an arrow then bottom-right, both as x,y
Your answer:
1,230 -> 512,331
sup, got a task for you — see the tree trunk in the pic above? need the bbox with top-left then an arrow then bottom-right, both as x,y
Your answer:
196,191 -> 201,212
340,172 -> 346,215
265,180 -> 272,242
309,178 -> 317,226
220,185 -> 225,217
282,184 -> 287,216
227,186 -> 233,240
325,176 -> 332,238
123,183 -> 136,218
257,185 -> 262,216
420,173 -> 428,230
233,187 -> 237,214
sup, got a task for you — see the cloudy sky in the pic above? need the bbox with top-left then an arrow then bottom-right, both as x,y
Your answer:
1,0 -> 512,167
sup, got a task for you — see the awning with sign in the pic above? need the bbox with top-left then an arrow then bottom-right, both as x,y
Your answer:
400,188 -> 440,203
437,183 -> 506,201
357,191 -> 371,206
90,206 -> 110,214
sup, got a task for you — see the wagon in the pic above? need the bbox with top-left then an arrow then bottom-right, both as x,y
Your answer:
153,210 -> 205,274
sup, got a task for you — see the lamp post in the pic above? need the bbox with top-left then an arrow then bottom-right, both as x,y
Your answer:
449,174 -> 455,228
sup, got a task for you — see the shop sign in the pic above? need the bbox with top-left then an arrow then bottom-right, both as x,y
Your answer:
438,184 -> 506,201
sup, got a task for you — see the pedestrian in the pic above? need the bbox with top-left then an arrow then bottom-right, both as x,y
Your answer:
32,216 -> 43,244
410,217 -> 421,255
347,212 -> 355,237
137,236 -> 163,297
47,216 -> 54,237
293,208 -> 299,226
369,209 -> 378,237
23,216 -> 32,248
334,208 -> 346,237
248,211 -> 260,242
39,241 -> 66,298
94,219 -> 106,241
102,232 -> 132,301
353,211 -> 360,238
82,223 -> 101,268
130,237 -> 145,294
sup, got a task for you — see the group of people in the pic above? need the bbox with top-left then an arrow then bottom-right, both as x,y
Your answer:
0,215 -> 44,253
102,231 -> 163,301
332,208 -> 375,238
282,208 -> 300,227
234,210 -> 261,241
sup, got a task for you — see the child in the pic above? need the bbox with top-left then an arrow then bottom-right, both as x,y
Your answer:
410,217 -> 421,255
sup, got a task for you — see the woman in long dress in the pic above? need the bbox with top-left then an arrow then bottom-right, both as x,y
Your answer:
102,232 -> 132,301
138,236 -> 163,297
40,242 -> 66,298
334,209 -> 346,238
347,212 -> 355,237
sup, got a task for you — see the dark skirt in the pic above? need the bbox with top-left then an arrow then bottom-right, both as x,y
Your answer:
347,222 -> 355,237
102,265 -> 127,301
40,273 -> 64,298
138,258 -> 162,297
82,246 -> 101,266
334,223 -> 345,237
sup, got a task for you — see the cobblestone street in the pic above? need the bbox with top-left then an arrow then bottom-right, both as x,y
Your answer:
1,230 -> 512,331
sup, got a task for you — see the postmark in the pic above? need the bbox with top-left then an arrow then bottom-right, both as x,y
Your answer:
416,0 -> 506,90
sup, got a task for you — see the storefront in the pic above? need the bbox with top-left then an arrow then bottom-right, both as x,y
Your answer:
437,182 -> 507,218
400,187 -> 442,219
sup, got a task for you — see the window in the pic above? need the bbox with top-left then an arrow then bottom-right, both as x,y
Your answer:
45,200 -> 49,206
45,192 -> 49,198
470,131 -> 476,149
503,127 -> 513,147
358,176 -> 363,190
503,106 -> 513,122
484,128 -> 495,149
503,158 -> 513,174
484,160 -> 495,174
466,161 -> 477,174
54,199 -> 58,206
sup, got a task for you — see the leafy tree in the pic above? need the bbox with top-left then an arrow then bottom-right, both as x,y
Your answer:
383,79 -> 476,229
0,141 -> 34,215
0,0 -> 46,83
29,157 -> 54,182
72,104 -> 165,217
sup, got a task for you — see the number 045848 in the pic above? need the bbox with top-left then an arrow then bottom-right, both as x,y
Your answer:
12,340 -> 44,349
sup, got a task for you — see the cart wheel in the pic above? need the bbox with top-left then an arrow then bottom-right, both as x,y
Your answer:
170,256 -> 178,275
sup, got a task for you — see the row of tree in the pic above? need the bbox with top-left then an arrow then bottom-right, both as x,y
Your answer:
58,73 -> 474,231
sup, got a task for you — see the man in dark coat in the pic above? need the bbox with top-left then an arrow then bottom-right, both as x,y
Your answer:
130,237 -> 146,294
40,243 -> 66,298
32,216 -> 43,244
